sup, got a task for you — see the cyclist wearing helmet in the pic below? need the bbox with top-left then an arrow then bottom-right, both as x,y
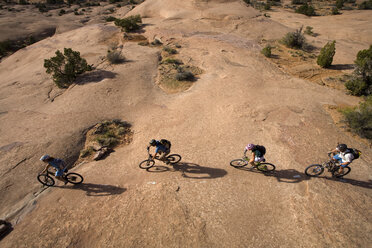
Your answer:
147,139 -> 170,164
329,144 -> 354,175
40,155 -> 68,184
244,143 -> 265,167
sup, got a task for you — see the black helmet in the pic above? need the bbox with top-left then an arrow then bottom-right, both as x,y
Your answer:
149,139 -> 157,146
337,144 -> 347,152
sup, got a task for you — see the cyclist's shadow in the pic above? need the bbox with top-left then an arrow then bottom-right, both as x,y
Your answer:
236,167 -> 310,183
148,162 -> 228,179
321,176 -> 372,189
58,183 -> 126,196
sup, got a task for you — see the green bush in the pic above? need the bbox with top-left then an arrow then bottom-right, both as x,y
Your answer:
106,50 -> 125,64
105,16 -> 117,22
162,58 -> 183,65
176,71 -> 194,81
359,0 -> 372,9
19,0 -> 28,5
340,96 -> 372,140
331,7 -> 341,15
261,45 -> 272,57
336,0 -> 344,8
35,3 -> 48,12
44,48 -> 93,88
243,0 -> 250,4
292,0 -> 309,4
317,40 -> 336,68
163,46 -> 177,54
295,3 -> 316,16
282,27 -> 306,49
114,15 -> 142,32
264,3 -> 271,10
345,45 -> 372,96
304,26 -> 314,36
58,9 -> 66,16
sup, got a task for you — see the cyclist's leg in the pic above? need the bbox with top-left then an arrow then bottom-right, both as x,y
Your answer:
158,150 -> 170,163
55,169 -> 67,184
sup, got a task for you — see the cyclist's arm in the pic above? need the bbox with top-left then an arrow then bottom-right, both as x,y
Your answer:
42,164 -> 51,174
249,151 -> 255,163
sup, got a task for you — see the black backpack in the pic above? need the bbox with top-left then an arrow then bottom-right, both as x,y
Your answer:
255,145 -> 266,156
160,139 -> 171,150
346,148 -> 361,160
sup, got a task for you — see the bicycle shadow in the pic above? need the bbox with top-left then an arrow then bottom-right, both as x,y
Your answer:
147,162 -> 228,179
234,167 -> 310,183
318,176 -> 372,189
58,183 -> 126,196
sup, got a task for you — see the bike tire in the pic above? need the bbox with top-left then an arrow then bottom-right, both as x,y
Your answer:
37,174 -> 55,186
167,154 -> 182,164
139,159 -> 155,169
305,164 -> 324,177
65,173 -> 84,184
256,162 -> 275,172
332,166 -> 351,178
230,159 -> 248,168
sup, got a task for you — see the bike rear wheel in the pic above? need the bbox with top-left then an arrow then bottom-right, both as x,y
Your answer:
167,154 -> 182,164
139,159 -> 155,169
332,166 -> 351,178
37,174 -> 55,186
256,162 -> 275,172
305,164 -> 324,177
65,173 -> 84,184
230,159 -> 248,167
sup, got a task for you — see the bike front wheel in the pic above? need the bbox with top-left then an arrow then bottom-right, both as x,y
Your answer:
37,174 -> 55,186
332,166 -> 351,178
230,159 -> 248,168
305,164 -> 324,177
139,159 -> 155,169
256,162 -> 275,172
65,173 -> 84,184
167,154 -> 182,164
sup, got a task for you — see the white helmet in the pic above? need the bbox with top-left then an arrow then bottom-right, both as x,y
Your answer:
40,154 -> 50,161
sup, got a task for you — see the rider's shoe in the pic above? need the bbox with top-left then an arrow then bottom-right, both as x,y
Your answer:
64,180 -> 68,185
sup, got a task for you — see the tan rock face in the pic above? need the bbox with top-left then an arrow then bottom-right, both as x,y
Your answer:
0,1 -> 371,247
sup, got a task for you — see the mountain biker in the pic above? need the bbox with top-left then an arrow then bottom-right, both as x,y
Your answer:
244,143 -> 265,167
147,139 -> 171,164
40,155 -> 68,184
329,144 -> 354,176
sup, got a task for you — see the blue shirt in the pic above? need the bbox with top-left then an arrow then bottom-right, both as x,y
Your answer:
48,158 -> 64,170
155,141 -> 168,153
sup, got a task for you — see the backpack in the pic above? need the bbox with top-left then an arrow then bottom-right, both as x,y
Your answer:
160,139 -> 171,150
346,148 -> 361,160
255,145 -> 266,156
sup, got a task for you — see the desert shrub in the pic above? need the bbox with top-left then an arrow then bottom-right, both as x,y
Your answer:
35,3 -> 48,12
295,3 -> 316,16
44,48 -> 93,88
282,27 -> 306,49
345,78 -> 369,96
304,26 -> 313,35
317,40 -> 336,68
345,45 -> 372,96
340,96 -> 372,140
138,41 -> 149,46
261,45 -> 272,57
80,146 -> 94,158
58,9 -> 66,16
114,15 -> 142,32
176,71 -> 194,81
151,39 -> 162,46
106,50 -> 125,64
336,0 -> 344,8
264,3 -> 271,10
19,0 -> 29,5
243,0 -> 250,3
359,0 -> 372,9
93,120 -> 131,148
331,7 -> 341,15
0,40 -> 11,57
162,58 -> 183,65
163,46 -> 177,54
105,16 -> 117,22
292,0 -> 309,4
46,0 -> 64,4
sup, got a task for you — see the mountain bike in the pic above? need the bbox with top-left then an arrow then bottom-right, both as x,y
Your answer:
139,150 -> 182,169
230,156 -> 275,172
305,154 -> 351,178
37,168 -> 84,186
